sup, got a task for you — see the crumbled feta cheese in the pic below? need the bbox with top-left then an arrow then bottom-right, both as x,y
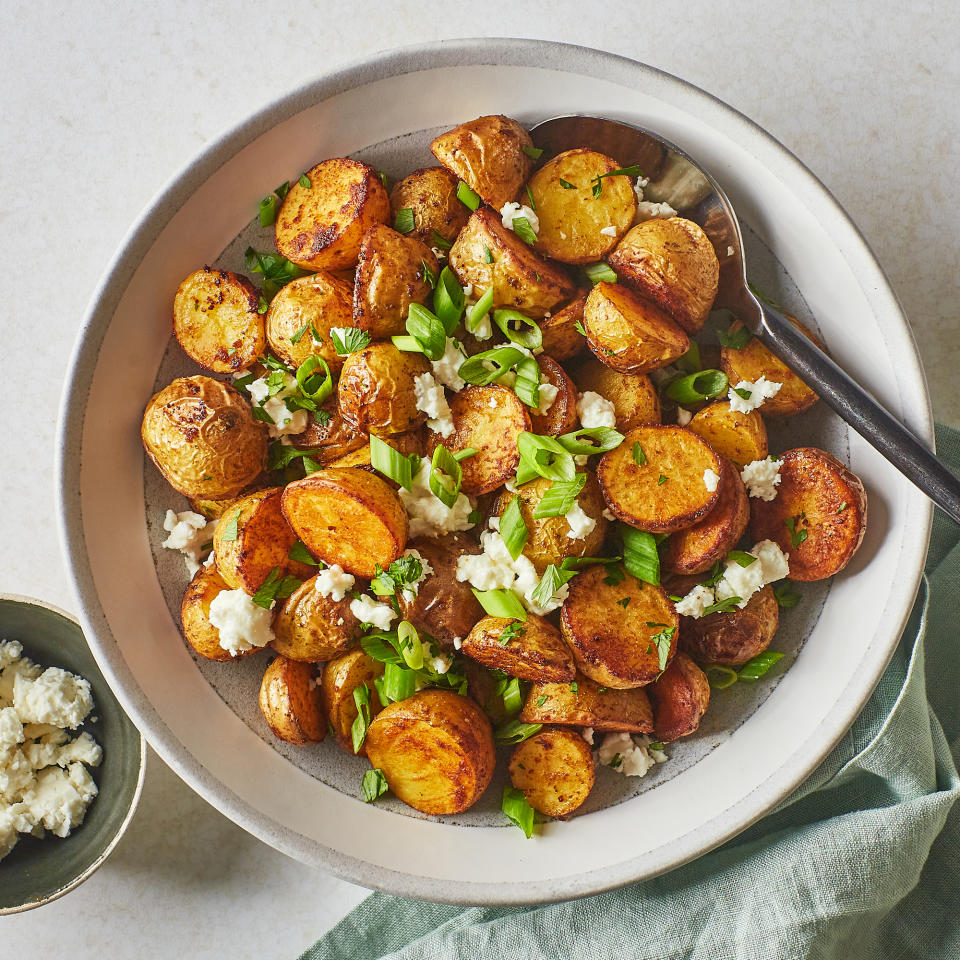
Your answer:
565,503 -> 596,541
398,549 -> 434,601
414,372 -> 455,437
597,732 -> 657,777
703,468 -> 720,493
633,178 -> 677,221
499,202 -> 540,235
244,373 -> 308,438
349,595 -> 396,631
0,641 -> 23,671
422,641 -> 452,675
676,407 -> 693,426
208,589 -> 275,656
431,246 -> 447,261
455,528 -> 545,612
453,636 -> 463,650
0,707 -> 23,752
581,727 -> 594,745
431,338 -> 466,392
726,245 -> 735,257
674,584 -> 716,618
537,381 -> 559,416
469,314 -> 493,341
577,391 -> 617,429
489,397 -> 498,409
13,668 -> 93,730
161,509 -> 215,576
602,507 -> 617,522
741,457 -> 782,501
599,225 -> 617,237
314,564 -> 355,602
18,763 -> 99,838
728,376 -> 782,414
399,461 -> 475,538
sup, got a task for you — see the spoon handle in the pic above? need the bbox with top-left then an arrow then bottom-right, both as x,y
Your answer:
755,306 -> 960,525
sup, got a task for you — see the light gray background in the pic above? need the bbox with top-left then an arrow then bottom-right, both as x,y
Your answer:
3,1 -> 958,956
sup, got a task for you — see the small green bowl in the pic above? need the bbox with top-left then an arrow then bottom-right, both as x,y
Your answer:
0,594 -> 144,914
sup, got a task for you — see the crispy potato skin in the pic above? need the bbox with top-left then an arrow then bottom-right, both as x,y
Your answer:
280,468 -> 408,578
352,224 -> 439,338
272,575 -> 359,662
608,217 -> 719,335
529,354 -> 578,436
561,565 -> 679,688
338,341 -> 429,435
449,208 -> 576,317
662,457 -> 750,575
648,653 -> 710,742
583,281 -> 689,374
463,614 -> 575,683
265,271 -> 353,373
573,354 -> 661,431
259,657 -> 326,745
323,430 -> 422,479
321,649 -> 384,755
275,158 -> 390,270
680,585 -> 779,667
509,726 -> 595,818
598,425 -> 721,533
520,673 -> 654,732
142,376 -> 268,500
389,165 -> 470,245
365,689 -> 496,815
430,115 -> 534,210
173,268 -> 264,373
188,493 -> 242,521
180,565 -> 258,662
750,447 -> 867,581
492,475 -> 608,574
540,295 -> 588,361
687,400 -> 768,468
287,397 -> 369,462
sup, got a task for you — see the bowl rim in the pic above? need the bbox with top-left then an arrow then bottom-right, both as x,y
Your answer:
0,593 -> 147,915
56,38 -> 933,904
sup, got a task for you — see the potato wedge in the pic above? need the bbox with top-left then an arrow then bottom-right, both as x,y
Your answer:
598,425 -> 721,533
560,565 -> 679,688
529,354 -> 578,436
271,575 -> 359,662
280,468 -> 408,578
275,158 -> 390,270
173,268 -> 264,373
463,614 -> 575,683
520,673 -> 654,733
365,689 -> 495,815
528,150 -> 637,264
287,397 -> 369,462
323,430 -> 422,479
540,295 -> 588,361
430,115 -> 534,210
258,656 -> 325,745
648,653 -> 710,742
687,400 -> 768,468
321,648 -> 384,755
389,165 -> 470,246
608,217 -> 719,335
749,447 -> 867,581
180,565 -> 259,661
572,353 -> 661,431
680,584 -> 779,666
582,281 -> 689,374
509,726 -> 595,818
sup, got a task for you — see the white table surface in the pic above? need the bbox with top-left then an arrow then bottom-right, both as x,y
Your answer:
3,1 -> 958,955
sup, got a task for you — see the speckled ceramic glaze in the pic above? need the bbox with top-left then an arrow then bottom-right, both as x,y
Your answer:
57,40 -> 932,904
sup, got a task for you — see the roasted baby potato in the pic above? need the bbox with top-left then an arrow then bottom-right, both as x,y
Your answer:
281,468 -> 408,578
321,648 -> 384,755
365,689 -> 496,815
598,425 -> 721,533
560,565 -> 679,688
449,208 -> 577,317
749,447 -> 867,581
687,400 -> 768,468
508,726 -> 596,818
430,114 -> 534,210
141,376 -> 268,500
463,660 -> 511,726
180,565 -> 259,662
540,295 -> 588,361
271,575 -> 359,662
323,430 -> 422,477
258,656 -> 326,745
608,217 -> 719,335
680,584 -> 779,667
188,493 -> 243,521
520,674 -> 654,733
462,614 -> 575,683
572,353 -> 661,431
528,150 -> 637,264
287,397 -> 369,463
662,457 -> 749,575
529,354 -> 578,436
582,281 -> 689,374
352,224 -> 439,338
389,165 -> 471,246
275,158 -> 390,270
173,267 -> 264,373
648,653 -> 710,742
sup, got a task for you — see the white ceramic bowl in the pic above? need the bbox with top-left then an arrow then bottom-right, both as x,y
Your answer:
57,39 -> 932,904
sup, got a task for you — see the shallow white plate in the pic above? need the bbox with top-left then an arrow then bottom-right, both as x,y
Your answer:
57,39 -> 932,904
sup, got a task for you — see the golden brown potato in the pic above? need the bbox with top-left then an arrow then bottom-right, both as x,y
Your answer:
572,353 -> 661,431
529,354 -> 578,436
287,397 -> 369,462
509,727 -> 595,818
322,430 -> 422,478
275,158 -> 390,270
540,295 -> 588,361
749,447 -> 867,581
528,150 -> 637,264
582,281 -> 689,374
608,217 -> 719,335
271,575 -> 359,662
430,114 -> 534,210
180,565 -> 260,662
141,376 -> 268,500
647,653 -> 710,742
687,400 -> 768,468
462,614 -> 575,683
321,649 -> 384,755
365,689 -> 495,815
388,165 -> 471,246
258,657 -> 326,745
598,425 -> 721,533
680,584 -> 779,667
352,224 -> 439,338
662,457 -> 750,575
281,468 -> 408,578
520,674 -> 654,733
492,475 -> 608,574
173,268 -> 264,373
338,341 -> 429,436
449,208 -> 577,318
265,271 -> 353,374
560,565 -> 679,688
188,494 -> 241,521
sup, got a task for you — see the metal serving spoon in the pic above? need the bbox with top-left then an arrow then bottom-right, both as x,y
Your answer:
529,115 -> 960,525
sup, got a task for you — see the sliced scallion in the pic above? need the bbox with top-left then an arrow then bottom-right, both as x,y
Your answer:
665,370 -> 729,404
512,216 -> 537,245
466,286 -> 495,335
532,474 -> 587,519
493,309 -> 542,350
433,267 -> 466,334
582,262 -> 617,285
456,181 -> 481,210
258,194 -> 277,227
557,427 -> 625,456
501,786 -> 536,837
738,651 -> 785,681
361,768 -> 389,803
472,588 -> 527,621
394,207 -> 415,234
500,495 -> 529,560
621,526 -> 661,586
429,444 -> 465,508
370,434 -> 416,491
458,346 -> 526,386
496,723 -> 543,746
295,355 -> 332,405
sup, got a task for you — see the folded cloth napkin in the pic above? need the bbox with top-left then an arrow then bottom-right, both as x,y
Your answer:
303,424 -> 960,960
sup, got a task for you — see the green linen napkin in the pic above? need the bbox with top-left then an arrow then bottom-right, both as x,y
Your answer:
304,425 -> 960,960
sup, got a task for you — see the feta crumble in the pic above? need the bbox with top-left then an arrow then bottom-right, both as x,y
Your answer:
14,669 -> 94,730
244,373 -> 308,438
674,584 -> 716,618
398,549 -> 434,601
602,507 -> 617,522
399,461 -> 475,538
161,509 -> 216,576
703,468 -> 720,493
728,376 -> 782,414
537,381 -> 559,416
577,391 -> 617,429
565,503 -> 596,541
581,727 -> 594,745
349,595 -> 396,631
596,732 -> 664,777
499,202 -> 540,235
208,589 -> 275,656
314,564 -> 355,602
633,178 -> 678,222
676,407 -> 693,426
741,457 -> 782,501
414,372 -> 455,437
431,338 -> 466,392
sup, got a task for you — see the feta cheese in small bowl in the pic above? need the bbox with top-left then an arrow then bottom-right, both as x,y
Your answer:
0,595 -> 144,914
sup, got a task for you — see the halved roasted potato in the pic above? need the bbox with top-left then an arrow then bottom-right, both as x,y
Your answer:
321,648 -> 384,755
180,565 -> 259,662
258,656 -> 326,745
647,653 -> 710,742
749,447 -> 867,581
287,397 -> 369,463
540,295 -> 588,361
188,493 -> 245,521
572,353 -> 661,431
280,468 -> 408,578
365,689 -> 496,815
271,575 -> 359,662
389,165 -> 471,246
686,400 -> 768,468
275,158 -> 390,270
462,614 -> 575,683
509,726 -> 596,818
679,584 -> 779,667
529,354 -> 578,436
598,425 -> 721,533
520,673 -> 654,732
322,430 -> 422,478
